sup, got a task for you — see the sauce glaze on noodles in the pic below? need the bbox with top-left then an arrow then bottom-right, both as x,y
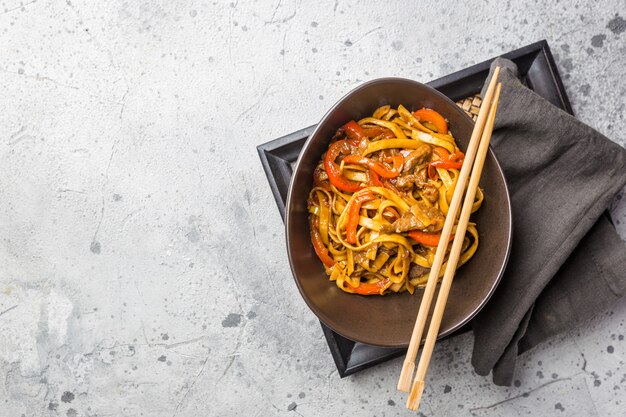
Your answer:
307,105 -> 482,295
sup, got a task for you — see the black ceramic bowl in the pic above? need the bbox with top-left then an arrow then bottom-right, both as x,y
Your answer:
285,78 -> 511,347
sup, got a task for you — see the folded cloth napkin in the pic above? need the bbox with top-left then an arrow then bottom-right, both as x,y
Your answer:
470,57 -> 626,386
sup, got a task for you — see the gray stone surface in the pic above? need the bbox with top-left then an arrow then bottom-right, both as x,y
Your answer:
0,1 -> 625,416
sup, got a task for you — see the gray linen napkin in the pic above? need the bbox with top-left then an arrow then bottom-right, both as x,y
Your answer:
470,58 -> 626,386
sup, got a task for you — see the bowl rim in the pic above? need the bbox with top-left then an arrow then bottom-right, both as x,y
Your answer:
285,77 -> 513,347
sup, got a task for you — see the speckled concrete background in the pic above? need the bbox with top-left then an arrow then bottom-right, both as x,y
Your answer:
0,1 -> 625,416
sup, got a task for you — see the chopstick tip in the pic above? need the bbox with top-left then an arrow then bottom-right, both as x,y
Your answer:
397,361 -> 415,392
406,380 -> 425,411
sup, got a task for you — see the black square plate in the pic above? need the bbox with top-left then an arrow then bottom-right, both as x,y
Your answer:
257,40 -> 573,377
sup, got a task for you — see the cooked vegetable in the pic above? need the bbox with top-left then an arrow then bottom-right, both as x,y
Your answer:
308,104 -> 481,295
413,108 -> 449,134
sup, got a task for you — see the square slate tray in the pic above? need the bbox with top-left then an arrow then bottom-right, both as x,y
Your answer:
257,40 -> 573,377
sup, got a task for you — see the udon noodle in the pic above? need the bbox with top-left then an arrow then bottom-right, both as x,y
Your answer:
307,105 -> 482,295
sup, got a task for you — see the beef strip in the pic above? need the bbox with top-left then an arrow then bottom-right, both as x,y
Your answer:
409,264 -> 430,279
393,173 -> 420,189
422,183 -> 439,203
402,144 -> 432,173
382,202 -> 445,233
393,166 -> 429,190
370,148 -> 400,162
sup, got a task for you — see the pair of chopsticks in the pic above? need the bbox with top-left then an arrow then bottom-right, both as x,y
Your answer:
397,67 -> 503,412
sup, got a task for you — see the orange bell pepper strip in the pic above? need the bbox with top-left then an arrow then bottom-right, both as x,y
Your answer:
349,278 -> 390,295
342,155 -> 404,179
408,230 -> 454,247
413,108 -> 448,134
324,140 -> 363,192
432,146 -> 450,160
345,190 -> 375,244
363,126 -> 395,139
310,217 -> 335,267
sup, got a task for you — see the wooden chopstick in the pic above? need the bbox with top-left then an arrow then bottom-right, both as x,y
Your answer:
397,66 -> 502,393
406,82 -> 503,412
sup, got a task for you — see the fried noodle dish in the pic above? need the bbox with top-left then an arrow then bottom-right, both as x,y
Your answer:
307,105 -> 482,295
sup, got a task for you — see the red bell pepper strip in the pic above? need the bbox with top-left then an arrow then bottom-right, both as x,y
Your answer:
310,217 -> 335,267
413,108 -> 448,134
408,230 -> 453,247
428,160 -> 462,179
448,150 -> 465,162
368,169 -> 383,186
349,278 -> 390,295
345,190 -> 375,244
428,148 -> 465,179
342,155 -> 404,179
342,120 -> 367,145
368,169 -> 401,194
324,140 -> 363,192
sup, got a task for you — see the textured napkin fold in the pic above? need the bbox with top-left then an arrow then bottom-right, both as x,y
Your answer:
470,58 -> 626,386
